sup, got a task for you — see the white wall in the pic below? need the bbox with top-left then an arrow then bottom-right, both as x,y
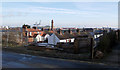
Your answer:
94,34 -> 103,39
60,38 -> 75,43
71,38 -> 75,42
48,34 -> 60,45
60,39 -> 66,42
48,34 -> 75,45
35,35 -> 44,42
44,34 -> 50,40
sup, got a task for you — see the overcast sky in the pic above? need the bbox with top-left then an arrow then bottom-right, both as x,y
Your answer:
2,2 -> 118,28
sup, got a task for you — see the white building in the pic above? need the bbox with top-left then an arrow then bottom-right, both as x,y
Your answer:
33,33 -> 52,43
0,26 -> 9,29
44,34 -> 50,40
48,33 -> 75,45
34,34 -> 44,42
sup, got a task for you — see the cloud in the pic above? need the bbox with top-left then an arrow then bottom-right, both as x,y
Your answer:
2,6 -> 93,17
2,3 -> 117,18
3,6 -> 76,14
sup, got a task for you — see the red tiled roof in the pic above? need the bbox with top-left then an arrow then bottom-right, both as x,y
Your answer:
26,28 -> 42,32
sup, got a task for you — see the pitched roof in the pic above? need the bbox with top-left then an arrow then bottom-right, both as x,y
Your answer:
54,32 -> 74,40
62,32 -> 74,38
72,33 -> 80,37
43,31 -> 53,36
54,33 -> 65,39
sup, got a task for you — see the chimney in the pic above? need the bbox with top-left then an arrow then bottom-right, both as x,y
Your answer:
77,28 -> 80,34
70,30 -> 73,34
41,28 -> 44,31
51,19 -> 54,30
68,28 -> 71,34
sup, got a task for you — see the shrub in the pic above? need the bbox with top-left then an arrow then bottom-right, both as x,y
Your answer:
96,31 -> 116,54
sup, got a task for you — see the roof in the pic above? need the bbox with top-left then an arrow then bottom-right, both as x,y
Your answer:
52,32 -> 90,39
33,34 -> 38,38
43,31 -> 53,36
62,32 -> 74,38
72,33 -> 80,36
83,28 -> 93,31
54,33 -> 65,39
42,34 -> 47,37
94,30 -> 103,34
26,28 -> 42,32
54,32 -> 75,40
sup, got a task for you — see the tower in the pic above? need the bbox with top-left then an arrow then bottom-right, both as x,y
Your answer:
51,19 -> 54,30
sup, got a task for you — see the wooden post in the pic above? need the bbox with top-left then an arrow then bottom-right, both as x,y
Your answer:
21,32 -> 23,44
116,30 -> 119,40
118,30 -> 120,41
7,29 -> 9,47
116,30 -> 120,41
74,38 -> 79,54
90,37 -> 94,59
26,32 -> 28,45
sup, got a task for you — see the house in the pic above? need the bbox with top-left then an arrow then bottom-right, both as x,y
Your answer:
44,34 -> 50,40
32,31 -> 53,43
22,28 -> 44,43
56,28 -> 78,35
94,30 -> 103,39
48,32 -> 75,45
83,28 -> 93,32
33,34 -> 44,43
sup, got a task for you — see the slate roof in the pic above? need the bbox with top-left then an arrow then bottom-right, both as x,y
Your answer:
54,32 -> 75,40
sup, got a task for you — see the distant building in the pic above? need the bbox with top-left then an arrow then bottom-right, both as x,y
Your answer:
33,34 -> 44,42
0,26 -> 9,30
22,27 -> 44,43
83,28 -> 93,32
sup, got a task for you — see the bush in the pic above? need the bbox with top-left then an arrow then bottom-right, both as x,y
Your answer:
96,31 -> 117,54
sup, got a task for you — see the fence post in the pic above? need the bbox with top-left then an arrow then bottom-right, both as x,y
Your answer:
116,30 -> 118,40
74,38 -> 79,54
7,29 -> 9,47
90,37 -> 94,59
116,30 -> 120,41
